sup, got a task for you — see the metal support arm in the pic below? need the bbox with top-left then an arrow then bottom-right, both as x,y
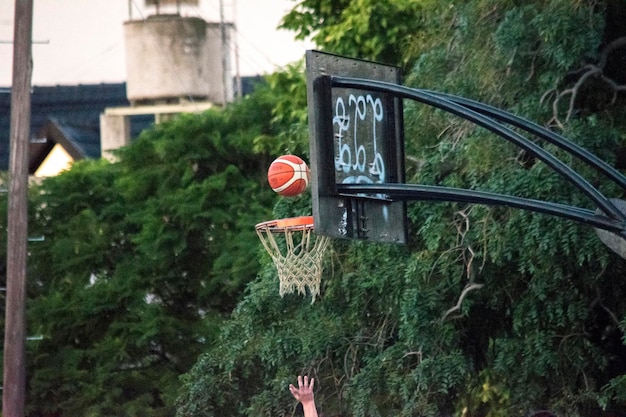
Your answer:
338,183 -> 626,236
328,75 -> 626,235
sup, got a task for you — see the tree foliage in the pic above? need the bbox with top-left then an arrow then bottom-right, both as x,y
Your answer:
14,84 -> 290,415
2,0 -> 625,416
280,0 -> 445,70
178,1 -> 626,416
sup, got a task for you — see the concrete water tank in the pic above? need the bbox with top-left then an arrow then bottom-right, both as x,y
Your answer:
124,14 -> 232,104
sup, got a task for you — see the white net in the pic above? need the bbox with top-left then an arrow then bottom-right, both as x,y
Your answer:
256,217 -> 330,303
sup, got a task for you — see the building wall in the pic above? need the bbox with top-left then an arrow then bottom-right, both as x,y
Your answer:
124,15 -> 233,105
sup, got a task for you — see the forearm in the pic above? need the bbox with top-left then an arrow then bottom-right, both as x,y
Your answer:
302,401 -> 318,417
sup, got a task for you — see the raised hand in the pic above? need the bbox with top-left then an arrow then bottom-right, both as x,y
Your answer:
289,375 -> 314,404
289,375 -> 318,417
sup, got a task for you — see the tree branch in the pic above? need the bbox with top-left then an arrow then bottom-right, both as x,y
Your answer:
441,282 -> 484,321
544,36 -> 626,128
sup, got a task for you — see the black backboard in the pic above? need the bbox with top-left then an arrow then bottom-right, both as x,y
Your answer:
306,50 -> 408,243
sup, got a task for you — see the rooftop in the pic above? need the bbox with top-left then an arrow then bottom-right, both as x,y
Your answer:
0,83 -> 153,173
0,76 -> 263,173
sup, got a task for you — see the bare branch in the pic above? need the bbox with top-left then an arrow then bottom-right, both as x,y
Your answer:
441,282 -> 484,321
543,36 -> 626,127
524,52 -> 538,82
401,349 -> 423,362
598,36 -> 626,69
540,87 -> 557,107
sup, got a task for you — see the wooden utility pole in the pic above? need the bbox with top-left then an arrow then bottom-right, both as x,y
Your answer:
219,0 -> 228,105
233,0 -> 242,98
3,0 -> 33,416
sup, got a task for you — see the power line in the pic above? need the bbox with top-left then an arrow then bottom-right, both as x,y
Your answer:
0,40 -> 49,44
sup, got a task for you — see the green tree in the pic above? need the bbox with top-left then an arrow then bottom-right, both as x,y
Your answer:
20,84 -> 286,416
280,0 -> 445,69
178,0 -> 626,416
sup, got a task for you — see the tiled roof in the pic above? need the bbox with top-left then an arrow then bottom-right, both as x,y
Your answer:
0,83 -> 154,172
0,77 -> 263,173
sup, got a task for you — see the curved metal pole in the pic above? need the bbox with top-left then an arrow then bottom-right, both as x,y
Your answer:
427,91 -> 626,191
329,76 -> 626,223
338,183 -> 626,236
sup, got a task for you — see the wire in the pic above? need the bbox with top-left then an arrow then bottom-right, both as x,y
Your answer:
192,0 -> 285,74
47,43 -> 123,84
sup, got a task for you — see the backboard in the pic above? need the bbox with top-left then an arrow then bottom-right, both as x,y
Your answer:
306,50 -> 408,243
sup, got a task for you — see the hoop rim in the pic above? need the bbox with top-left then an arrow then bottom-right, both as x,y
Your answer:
255,216 -> 314,232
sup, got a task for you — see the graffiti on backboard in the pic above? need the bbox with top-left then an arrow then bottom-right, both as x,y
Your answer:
333,92 -> 386,185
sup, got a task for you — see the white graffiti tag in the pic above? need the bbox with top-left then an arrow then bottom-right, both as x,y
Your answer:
333,93 -> 386,184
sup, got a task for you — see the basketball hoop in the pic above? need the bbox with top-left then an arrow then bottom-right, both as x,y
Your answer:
256,216 -> 330,302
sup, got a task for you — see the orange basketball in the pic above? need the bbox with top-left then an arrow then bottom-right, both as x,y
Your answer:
267,155 -> 310,197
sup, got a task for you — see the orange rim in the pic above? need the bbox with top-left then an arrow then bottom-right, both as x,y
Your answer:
256,216 -> 314,232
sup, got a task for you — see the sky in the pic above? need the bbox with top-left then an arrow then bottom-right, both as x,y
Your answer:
0,0 -> 314,86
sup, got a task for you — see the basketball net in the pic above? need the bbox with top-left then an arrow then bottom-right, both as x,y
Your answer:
256,216 -> 330,302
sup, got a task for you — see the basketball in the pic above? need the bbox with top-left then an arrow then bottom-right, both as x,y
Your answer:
267,155 -> 310,197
